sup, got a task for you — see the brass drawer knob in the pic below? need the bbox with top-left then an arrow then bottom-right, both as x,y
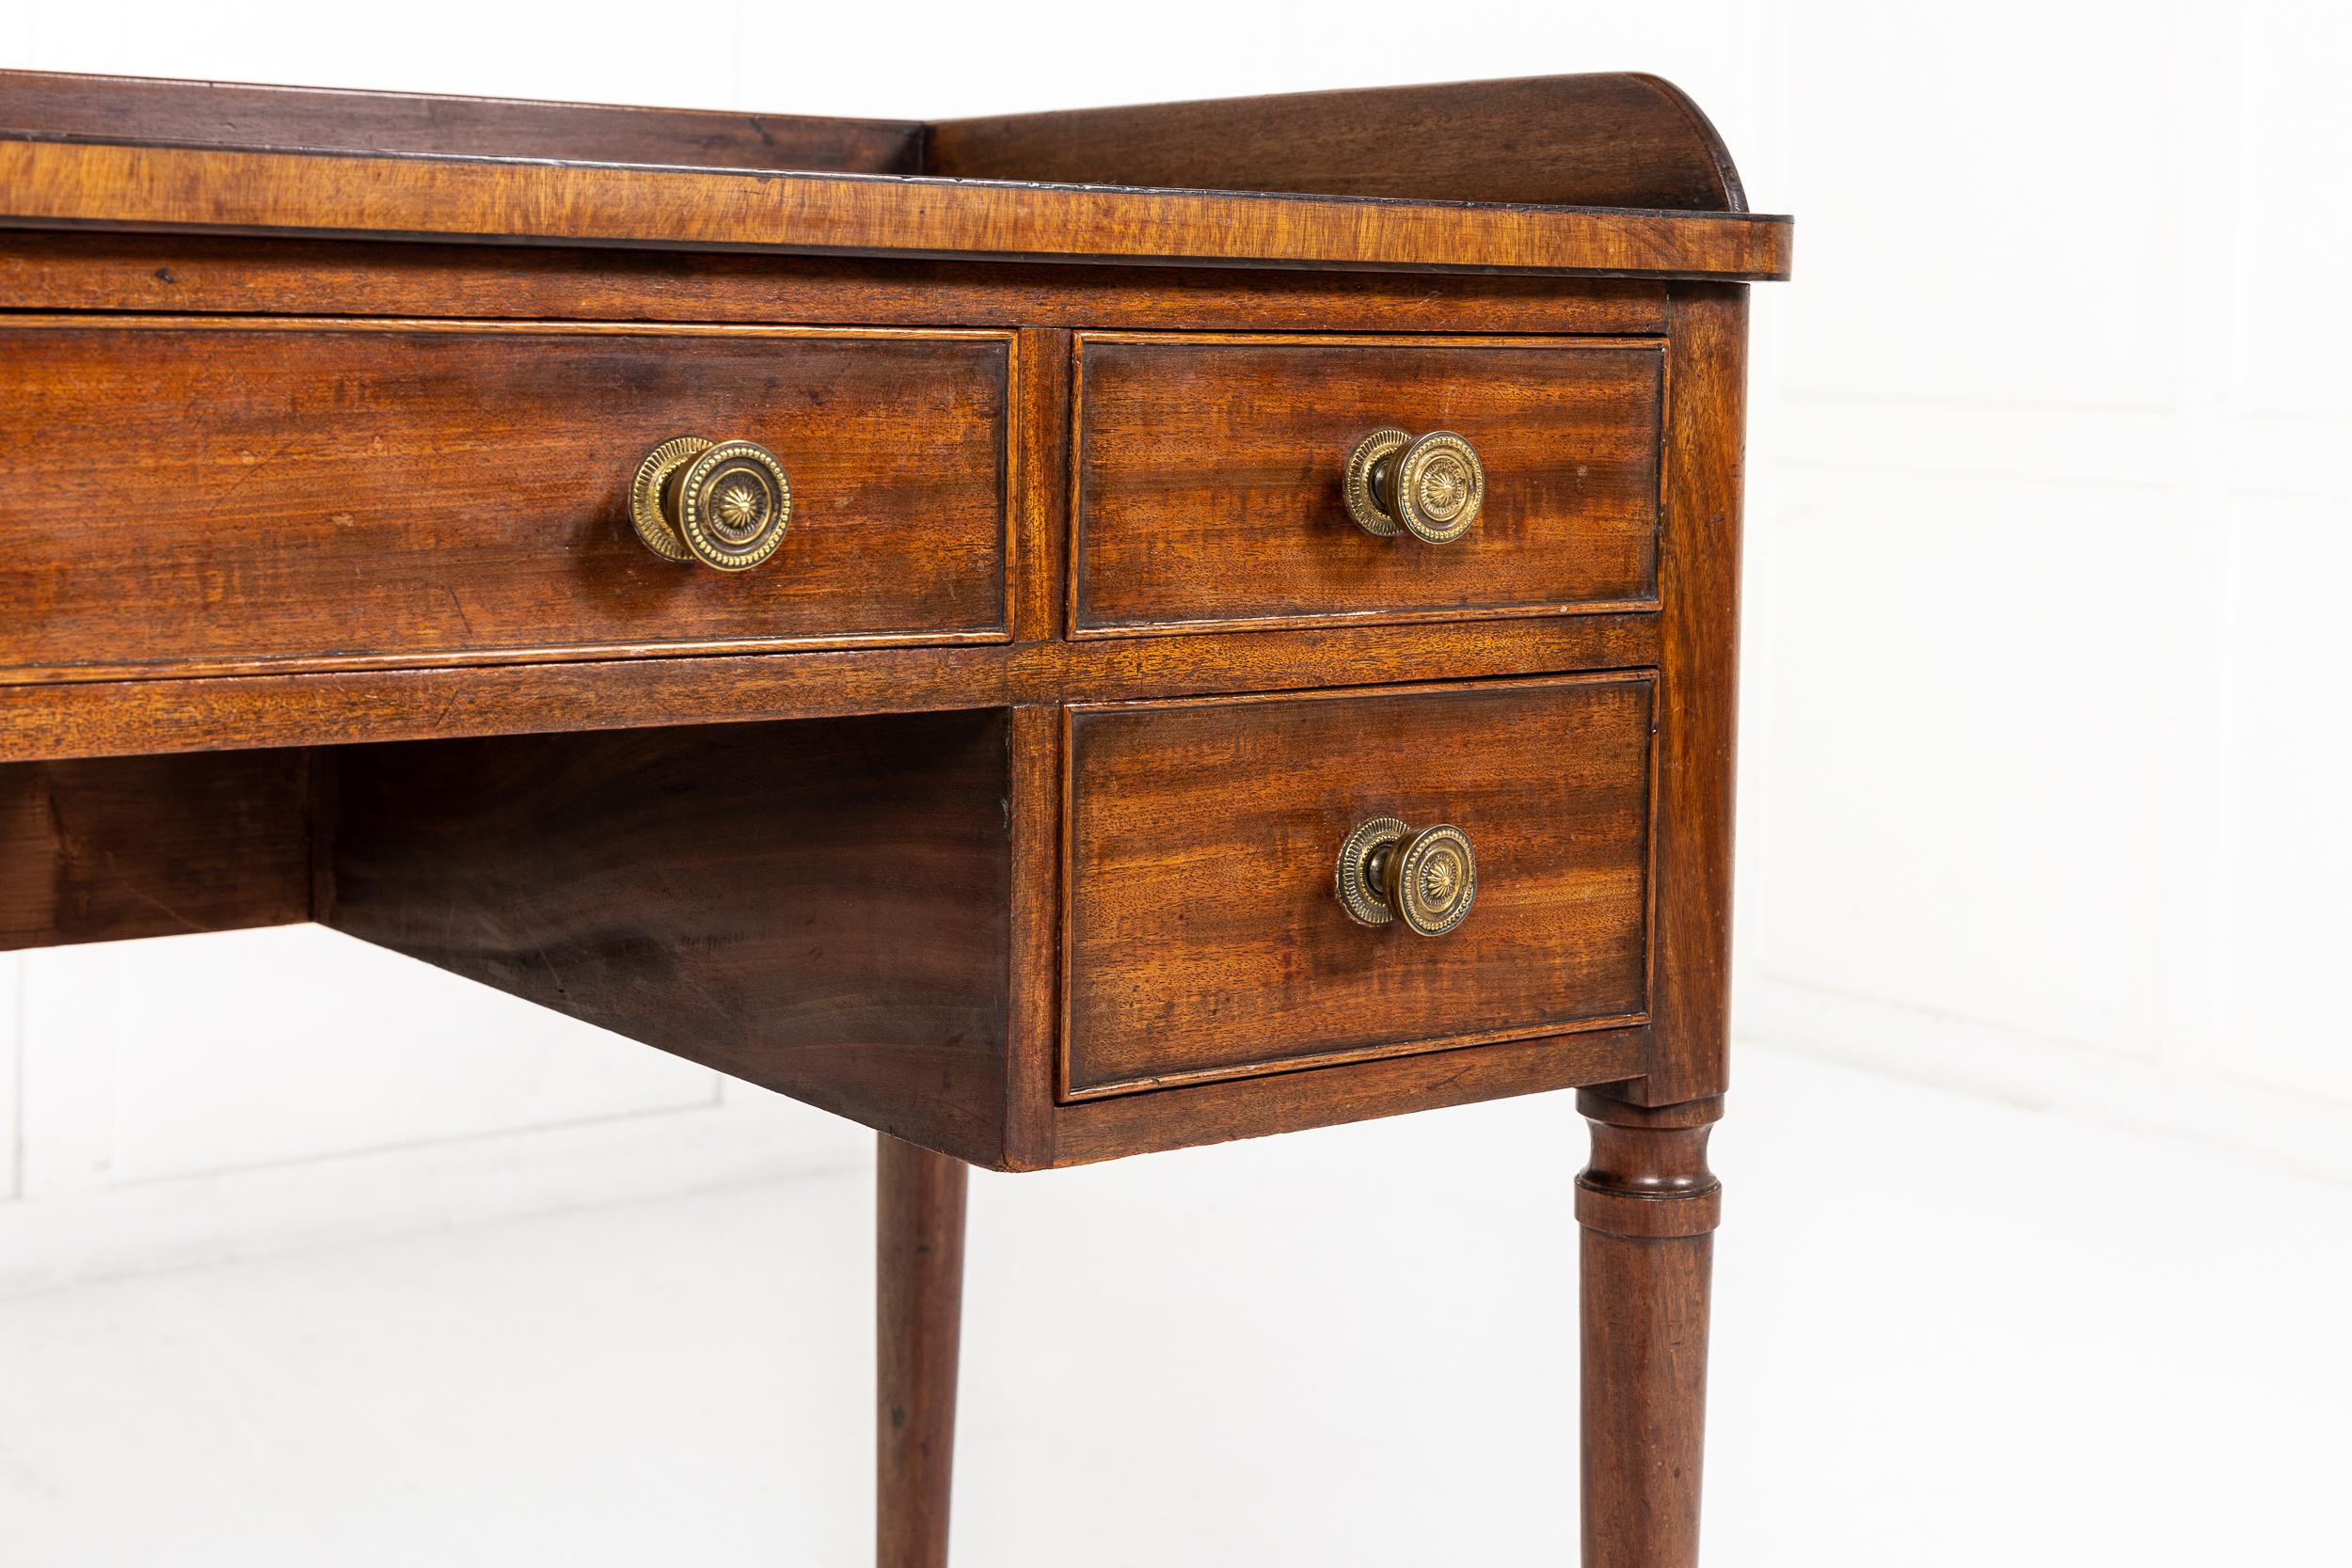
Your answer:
1335,816 -> 1477,936
629,436 -> 793,571
1343,428 -> 1485,544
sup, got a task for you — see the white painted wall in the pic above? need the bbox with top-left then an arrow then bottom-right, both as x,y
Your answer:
1,0 -> 2344,1287
1733,0 -> 2352,1183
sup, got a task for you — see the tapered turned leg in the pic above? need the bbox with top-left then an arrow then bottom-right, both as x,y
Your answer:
878,1134 -> 969,1568
1576,1090 -> 1724,1568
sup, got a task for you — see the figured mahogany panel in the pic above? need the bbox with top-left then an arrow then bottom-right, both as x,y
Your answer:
0,616 -> 1664,765
1073,335 -> 1663,634
1645,285 -> 1750,1105
1062,674 -> 1655,1098
0,137 -> 1795,280
0,69 -> 924,173
1043,1026 -> 1649,1168
0,320 -> 1009,681
324,712 -> 1013,1164
0,233 -> 1671,337
0,750 -> 309,950
930,72 -> 1747,212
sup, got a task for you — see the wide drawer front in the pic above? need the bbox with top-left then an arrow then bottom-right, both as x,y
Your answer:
1071,334 -> 1662,635
1062,674 -> 1654,1098
0,320 -> 1010,680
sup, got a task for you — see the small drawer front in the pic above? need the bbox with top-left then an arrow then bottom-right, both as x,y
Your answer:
0,321 -> 1009,679
1063,674 -> 1654,1098
1071,334 -> 1661,634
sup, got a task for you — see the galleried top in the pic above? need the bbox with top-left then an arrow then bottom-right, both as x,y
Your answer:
0,70 -> 1789,279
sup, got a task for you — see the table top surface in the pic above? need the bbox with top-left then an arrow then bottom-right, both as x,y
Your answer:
0,69 -> 1793,279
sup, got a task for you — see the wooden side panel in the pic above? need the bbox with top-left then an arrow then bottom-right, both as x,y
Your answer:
0,751 -> 309,949
1073,336 -> 1664,634
1063,675 -> 1655,1097
1002,705 -> 1062,1170
1644,285 -> 1750,1104
0,69 -> 925,173
0,320 -> 1009,682
928,73 -> 1746,212
323,712 -> 1014,1164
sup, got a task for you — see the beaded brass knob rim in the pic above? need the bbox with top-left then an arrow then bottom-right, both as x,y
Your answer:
628,436 -> 792,571
1343,428 -> 1486,544
1336,816 -> 1407,927
1335,816 -> 1478,937
629,436 -> 708,563
1343,429 -> 1409,539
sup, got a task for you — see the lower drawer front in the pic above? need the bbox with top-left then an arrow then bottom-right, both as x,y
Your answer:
1063,674 -> 1654,1098
0,320 -> 1009,679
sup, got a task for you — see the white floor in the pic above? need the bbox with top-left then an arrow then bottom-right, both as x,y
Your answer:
0,1046 -> 2344,1566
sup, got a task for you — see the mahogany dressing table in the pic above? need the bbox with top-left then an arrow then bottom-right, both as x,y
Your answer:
0,70 -> 1791,1566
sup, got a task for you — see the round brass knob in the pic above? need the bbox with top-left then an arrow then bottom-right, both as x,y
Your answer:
629,436 -> 792,571
1335,816 -> 1478,937
1343,429 -> 1485,544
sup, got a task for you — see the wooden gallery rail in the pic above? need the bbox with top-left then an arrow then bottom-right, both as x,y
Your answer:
0,67 -> 1791,1567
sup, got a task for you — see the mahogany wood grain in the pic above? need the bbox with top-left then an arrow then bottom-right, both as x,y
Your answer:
0,318 -> 1009,682
1009,330 -> 1073,645
930,73 -> 1746,212
878,1134 -> 968,1568
1576,1091 -> 1723,1568
1073,334 -> 1663,634
1002,705 -> 1063,1171
0,615 -> 1664,764
1645,285 -> 1749,1105
0,233 -> 1672,337
0,69 -> 925,173
0,137 -> 1793,280
324,712 -> 1014,1164
1063,675 -> 1655,1097
0,751 -> 308,950
1044,1025 -> 1647,1168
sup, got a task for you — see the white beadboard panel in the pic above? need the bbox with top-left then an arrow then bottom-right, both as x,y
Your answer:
1762,399 -> 2190,493
1282,0 -> 1755,154
24,927 -> 717,1188
22,0 -> 734,110
1741,974 -> 2352,1187
2233,0 -> 2350,420
743,0 -> 1762,129
2216,493 -> 2352,1103
1774,0 -> 2184,412
1768,404 -> 2352,508
740,2 -> 1290,122
1745,464 -> 2171,1057
1728,466 -> 1788,996
0,955 -> 20,1203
